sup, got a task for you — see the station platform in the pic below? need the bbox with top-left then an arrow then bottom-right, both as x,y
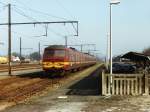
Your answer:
0,69 -> 43,79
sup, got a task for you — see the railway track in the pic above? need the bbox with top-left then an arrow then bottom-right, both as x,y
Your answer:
5,79 -> 53,102
0,72 -> 62,103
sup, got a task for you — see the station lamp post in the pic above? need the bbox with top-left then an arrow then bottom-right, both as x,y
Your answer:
109,0 -> 120,74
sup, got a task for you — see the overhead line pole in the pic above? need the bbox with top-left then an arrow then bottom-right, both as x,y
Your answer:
20,37 -> 22,63
77,22 -> 78,36
38,42 -> 41,65
81,44 -> 83,52
65,36 -> 68,48
8,4 -> 12,76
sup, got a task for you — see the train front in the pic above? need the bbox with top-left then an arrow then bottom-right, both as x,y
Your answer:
42,46 -> 69,72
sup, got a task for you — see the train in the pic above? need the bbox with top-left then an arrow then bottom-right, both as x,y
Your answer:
42,45 -> 96,73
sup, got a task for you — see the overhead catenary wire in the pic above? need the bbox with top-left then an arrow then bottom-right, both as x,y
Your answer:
12,30 -> 52,44
13,0 -> 78,36
0,2 -> 78,48
64,24 -> 71,36
0,2 -> 8,13
11,31 -> 51,54
71,23 -> 78,36
12,6 -> 65,37
0,1 -> 78,39
12,0 -> 69,21
12,7 -> 40,22
0,26 -> 55,51
55,0 -> 76,20
54,0 -> 79,36
0,2 -> 7,6
0,7 -> 6,13
12,30 -> 42,40
0,1 -> 79,58
13,31 -> 59,47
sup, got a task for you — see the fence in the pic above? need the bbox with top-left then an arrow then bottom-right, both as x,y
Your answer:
102,72 -> 149,96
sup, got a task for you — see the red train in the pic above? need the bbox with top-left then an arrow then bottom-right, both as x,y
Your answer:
42,45 -> 96,73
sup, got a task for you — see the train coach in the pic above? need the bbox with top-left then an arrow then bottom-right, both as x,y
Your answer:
42,45 -> 96,73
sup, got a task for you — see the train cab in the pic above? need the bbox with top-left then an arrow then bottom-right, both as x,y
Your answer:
42,45 -> 69,71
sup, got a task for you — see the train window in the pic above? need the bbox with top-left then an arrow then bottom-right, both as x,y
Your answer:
44,50 -> 65,57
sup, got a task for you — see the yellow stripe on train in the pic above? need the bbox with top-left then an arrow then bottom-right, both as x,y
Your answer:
42,62 -> 70,68
42,61 -> 96,69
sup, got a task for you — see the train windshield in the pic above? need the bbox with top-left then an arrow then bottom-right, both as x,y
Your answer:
44,49 -> 65,57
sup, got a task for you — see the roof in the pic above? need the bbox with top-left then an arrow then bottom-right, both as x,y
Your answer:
45,45 -> 77,51
69,47 -> 77,51
121,52 -> 150,62
45,45 -> 95,58
45,45 -> 66,50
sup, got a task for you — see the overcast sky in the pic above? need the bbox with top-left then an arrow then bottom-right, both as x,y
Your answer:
0,0 -> 149,58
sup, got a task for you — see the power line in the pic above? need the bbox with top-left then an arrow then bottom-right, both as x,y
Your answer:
12,30 -> 41,40
12,3 -> 78,38
13,0 -> 69,21
0,27 -> 49,45
64,25 -> 71,36
71,23 -> 78,36
12,7 -> 39,22
12,30 -> 53,44
55,0 -> 76,20
12,6 -> 66,37
0,7 -> 6,13
12,30 -> 60,46
0,2 -> 7,6
0,2 -> 8,13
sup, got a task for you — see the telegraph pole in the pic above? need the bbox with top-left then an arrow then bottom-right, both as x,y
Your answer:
65,36 -> 68,48
81,44 -> 83,52
38,42 -> 41,64
19,37 -> 22,60
8,4 -> 12,75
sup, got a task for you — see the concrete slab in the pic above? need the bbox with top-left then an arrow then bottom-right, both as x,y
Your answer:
0,69 -> 43,76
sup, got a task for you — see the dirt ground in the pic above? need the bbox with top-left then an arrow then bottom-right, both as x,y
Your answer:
83,95 -> 150,112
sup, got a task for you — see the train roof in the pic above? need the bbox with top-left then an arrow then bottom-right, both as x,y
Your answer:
84,53 -> 95,57
45,45 -> 78,51
69,47 -> 77,51
45,45 -> 95,57
45,45 -> 66,50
